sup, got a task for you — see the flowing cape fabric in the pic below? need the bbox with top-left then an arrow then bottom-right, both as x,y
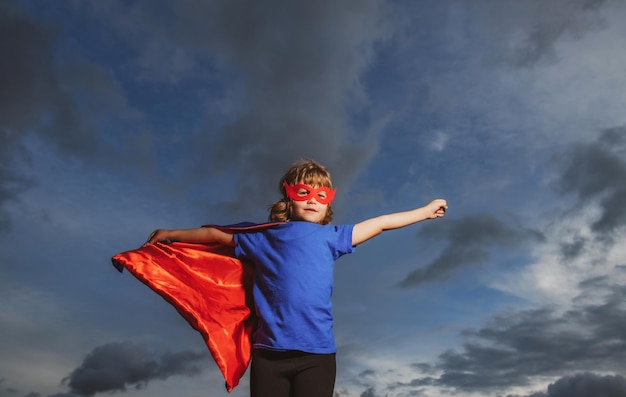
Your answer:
111,222 -> 282,392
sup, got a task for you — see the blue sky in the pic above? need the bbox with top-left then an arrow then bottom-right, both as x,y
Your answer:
2,1 -> 626,396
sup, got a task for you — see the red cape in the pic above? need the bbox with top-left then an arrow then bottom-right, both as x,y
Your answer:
111,223 -> 281,392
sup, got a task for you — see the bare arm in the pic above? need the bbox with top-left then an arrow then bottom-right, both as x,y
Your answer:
352,199 -> 447,246
145,226 -> 234,246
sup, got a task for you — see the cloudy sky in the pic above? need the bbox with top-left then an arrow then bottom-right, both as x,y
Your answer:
2,0 -> 626,396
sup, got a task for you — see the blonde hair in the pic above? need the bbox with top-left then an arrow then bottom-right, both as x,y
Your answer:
269,159 -> 334,225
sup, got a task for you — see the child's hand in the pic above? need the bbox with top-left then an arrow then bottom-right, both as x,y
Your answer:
426,199 -> 447,219
145,229 -> 172,246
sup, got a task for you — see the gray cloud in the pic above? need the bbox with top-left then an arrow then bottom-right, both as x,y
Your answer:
0,378 -> 16,397
0,1 -> 105,156
512,372 -> 626,397
179,0 -> 392,211
466,0 -> 609,67
401,281 -> 626,391
557,127 -> 626,244
60,342 -> 209,396
0,0 -> 58,230
559,236 -> 587,260
0,379 -> 43,397
359,387 -> 383,397
82,0 -> 393,214
358,369 -> 375,378
506,0 -> 608,67
397,247 -> 489,288
398,214 -> 544,287
2,0 -> 394,223
0,1 -> 147,229
410,363 -> 436,375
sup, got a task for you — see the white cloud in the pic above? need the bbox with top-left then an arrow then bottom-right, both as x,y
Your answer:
493,200 -> 626,308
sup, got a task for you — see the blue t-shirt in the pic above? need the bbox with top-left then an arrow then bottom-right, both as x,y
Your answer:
233,221 -> 354,353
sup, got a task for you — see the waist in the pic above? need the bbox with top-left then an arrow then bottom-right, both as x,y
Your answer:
253,348 -> 335,360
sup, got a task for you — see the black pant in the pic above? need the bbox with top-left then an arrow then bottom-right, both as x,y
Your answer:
250,349 -> 336,397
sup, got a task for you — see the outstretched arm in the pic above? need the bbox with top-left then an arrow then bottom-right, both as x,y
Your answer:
351,199 -> 447,246
145,226 -> 234,246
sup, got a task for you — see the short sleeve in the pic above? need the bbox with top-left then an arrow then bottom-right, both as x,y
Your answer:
329,224 -> 354,259
233,232 -> 254,260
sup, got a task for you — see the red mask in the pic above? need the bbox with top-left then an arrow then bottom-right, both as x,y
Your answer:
283,182 -> 336,205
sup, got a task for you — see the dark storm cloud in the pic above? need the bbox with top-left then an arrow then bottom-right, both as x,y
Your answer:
557,127 -> 626,243
181,0 -> 392,206
0,1 -> 103,155
0,0 -> 59,230
89,0 -> 392,210
398,214 -> 544,287
512,372 -> 626,397
0,0 -> 394,220
0,0 -> 141,229
399,281 -> 626,391
61,342 -> 209,396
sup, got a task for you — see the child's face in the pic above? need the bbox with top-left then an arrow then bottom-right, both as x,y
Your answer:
288,183 -> 330,224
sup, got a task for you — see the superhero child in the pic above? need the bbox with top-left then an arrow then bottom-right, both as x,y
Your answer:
115,159 -> 447,397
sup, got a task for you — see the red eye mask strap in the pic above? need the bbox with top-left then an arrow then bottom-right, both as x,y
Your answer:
283,182 -> 336,205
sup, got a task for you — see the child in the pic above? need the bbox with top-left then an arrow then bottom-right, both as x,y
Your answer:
143,159 -> 447,397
